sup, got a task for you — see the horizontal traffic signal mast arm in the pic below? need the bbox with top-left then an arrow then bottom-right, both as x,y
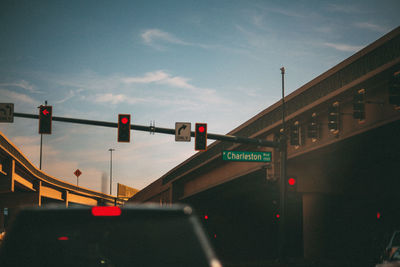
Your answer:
14,112 -> 280,148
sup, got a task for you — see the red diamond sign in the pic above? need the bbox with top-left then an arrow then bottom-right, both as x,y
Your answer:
74,169 -> 82,177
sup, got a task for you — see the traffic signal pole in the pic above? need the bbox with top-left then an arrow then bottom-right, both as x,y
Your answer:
13,112 -> 280,148
38,100 -> 48,170
279,67 -> 287,262
39,133 -> 43,170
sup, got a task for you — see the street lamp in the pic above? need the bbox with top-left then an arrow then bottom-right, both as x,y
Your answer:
109,148 -> 115,195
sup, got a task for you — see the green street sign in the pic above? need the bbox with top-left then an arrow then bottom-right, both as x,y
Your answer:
222,151 -> 271,162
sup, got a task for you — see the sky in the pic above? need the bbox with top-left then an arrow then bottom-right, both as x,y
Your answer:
0,0 -> 399,195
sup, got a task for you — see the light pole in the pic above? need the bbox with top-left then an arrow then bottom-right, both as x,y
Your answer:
109,148 -> 115,195
279,67 -> 287,262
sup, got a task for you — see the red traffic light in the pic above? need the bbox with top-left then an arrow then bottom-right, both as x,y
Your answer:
118,114 -> 131,142
39,105 -> 52,134
288,178 -> 296,186
287,177 -> 297,193
195,123 -> 207,151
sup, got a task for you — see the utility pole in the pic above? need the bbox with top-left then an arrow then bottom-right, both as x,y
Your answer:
279,67 -> 287,262
109,148 -> 115,195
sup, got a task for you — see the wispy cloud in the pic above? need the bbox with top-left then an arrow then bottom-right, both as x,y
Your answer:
314,26 -> 334,34
55,90 -> 78,104
355,22 -> 388,33
324,42 -> 365,52
251,15 -> 265,28
101,70 -> 230,107
141,29 -> 219,50
0,80 -> 41,93
122,70 -> 168,84
326,3 -> 367,14
0,89 -> 37,104
27,69 -> 230,109
33,70 -> 124,93
123,70 -> 195,90
235,25 -> 273,50
141,28 -> 250,57
141,29 -> 190,47
265,6 -> 308,18
92,93 -> 146,105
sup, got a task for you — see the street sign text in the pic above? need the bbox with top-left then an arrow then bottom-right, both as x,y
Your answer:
222,151 -> 271,162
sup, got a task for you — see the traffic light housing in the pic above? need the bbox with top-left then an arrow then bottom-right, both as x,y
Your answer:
307,113 -> 318,139
39,105 -> 52,134
388,71 -> 400,106
290,121 -> 300,146
267,178 -> 280,221
328,102 -> 339,133
287,177 -> 297,193
353,89 -> 365,120
118,114 -> 131,142
272,199 -> 280,220
195,123 -> 207,151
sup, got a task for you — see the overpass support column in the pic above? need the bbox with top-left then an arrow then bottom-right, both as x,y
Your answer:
0,208 -> 4,232
64,190 -> 69,207
0,158 -> 15,193
302,193 -> 329,260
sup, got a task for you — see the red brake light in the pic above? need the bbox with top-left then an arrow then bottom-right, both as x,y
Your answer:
91,206 -> 121,216
58,236 -> 69,241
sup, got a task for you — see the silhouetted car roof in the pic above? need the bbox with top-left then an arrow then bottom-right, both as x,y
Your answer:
0,204 -> 222,267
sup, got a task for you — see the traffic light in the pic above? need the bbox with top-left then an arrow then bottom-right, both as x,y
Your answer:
118,114 -> 131,142
286,176 -> 298,203
307,113 -> 318,139
353,89 -> 365,120
267,177 -> 280,221
290,121 -> 300,146
39,105 -> 52,134
273,200 -> 280,220
388,71 -> 400,106
287,177 -> 297,192
328,102 -> 339,133
195,123 -> 207,151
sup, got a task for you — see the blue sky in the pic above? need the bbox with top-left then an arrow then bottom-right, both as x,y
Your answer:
1,0 -> 399,194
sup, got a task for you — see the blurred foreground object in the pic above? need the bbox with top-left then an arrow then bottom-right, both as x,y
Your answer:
0,204 -> 222,267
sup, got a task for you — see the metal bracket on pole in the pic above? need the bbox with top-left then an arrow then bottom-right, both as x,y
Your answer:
150,120 -> 156,135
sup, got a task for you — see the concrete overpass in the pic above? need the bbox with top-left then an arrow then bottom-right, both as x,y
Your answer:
129,27 -> 400,265
0,131 -> 122,232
